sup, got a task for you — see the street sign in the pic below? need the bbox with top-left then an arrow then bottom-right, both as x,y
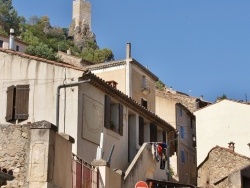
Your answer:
135,181 -> 148,188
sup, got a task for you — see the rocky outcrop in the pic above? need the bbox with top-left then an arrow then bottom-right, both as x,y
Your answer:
68,20 -> 97,50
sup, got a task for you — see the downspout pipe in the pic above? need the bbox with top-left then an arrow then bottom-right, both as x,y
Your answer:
56,79 -> 91,129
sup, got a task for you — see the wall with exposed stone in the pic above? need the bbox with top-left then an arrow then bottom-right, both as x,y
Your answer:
156,89 -> 209,113
0,121 -> 73,188
198,146 -> 250,188
0,124 -> 30,187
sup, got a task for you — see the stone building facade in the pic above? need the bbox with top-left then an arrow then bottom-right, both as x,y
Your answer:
72,0 -> 91,29
198,146 -> 250,188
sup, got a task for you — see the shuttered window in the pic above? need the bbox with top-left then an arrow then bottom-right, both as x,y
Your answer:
118,104 -> 123,136
104,95 -> 111,129
5,85 -> 29,122
150,123 -> 157,142
5,86 -> 15,121
162,131 -> 166,143
104,95 -> 123,136
139,116 -> 144,146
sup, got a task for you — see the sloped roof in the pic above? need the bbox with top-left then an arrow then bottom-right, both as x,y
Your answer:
81,71 -> 174,132
194,98 -> 250,113
0,48 -> 86,71
198,145 -> 250,169
86,58 -> 159,81
0,48 -> 174,132
0,33 -> 28,46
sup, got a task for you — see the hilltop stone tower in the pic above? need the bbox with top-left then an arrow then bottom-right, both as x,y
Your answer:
69,0 -> 96,50
72,0 -> 91,30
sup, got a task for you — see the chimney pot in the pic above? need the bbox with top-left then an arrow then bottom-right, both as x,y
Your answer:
126,43 -> 131,60
228,141 -> 235,152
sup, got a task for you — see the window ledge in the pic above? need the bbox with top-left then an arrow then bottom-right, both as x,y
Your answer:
106,129 -> 121,140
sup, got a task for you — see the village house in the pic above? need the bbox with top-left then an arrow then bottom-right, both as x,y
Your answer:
0,46 -> 183,187
156,90 -> 197,185
194,99 -> 250,165
198,145 -> 250,187
0,32 -> 27,53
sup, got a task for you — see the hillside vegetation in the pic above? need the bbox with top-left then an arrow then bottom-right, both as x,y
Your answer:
0,0 -> 114,63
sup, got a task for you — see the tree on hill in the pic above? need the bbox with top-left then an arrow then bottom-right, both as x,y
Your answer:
0,0 -> 24,35
0,1 -> 114,63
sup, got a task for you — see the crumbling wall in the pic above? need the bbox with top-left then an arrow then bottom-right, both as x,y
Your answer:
0,124 -> 30,187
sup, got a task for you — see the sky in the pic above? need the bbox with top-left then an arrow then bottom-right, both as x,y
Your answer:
12,0 -> 250,102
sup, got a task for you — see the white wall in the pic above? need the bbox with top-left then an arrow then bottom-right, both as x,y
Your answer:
194,100 -> 250,165
0,51 -> 83,155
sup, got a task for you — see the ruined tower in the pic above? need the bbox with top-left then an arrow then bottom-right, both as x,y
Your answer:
69,0 -> 96,50
72,0 -> 91,30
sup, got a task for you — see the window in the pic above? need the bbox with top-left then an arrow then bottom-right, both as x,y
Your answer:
180,109 -> 183,117
181,149 -> 185,163
180,125 -> 185,139
142,75 -> 147,88
162,130 -> 166,143
141,98 -> 147,109
150,123 -> 157,142
190,118 -> 193,129
16,45 -> 19,52
6,85 -> 29,122
0,40 -> 3,48
142,75 -> 150,94
104,95 -> 123,135
139,116 -> 144,145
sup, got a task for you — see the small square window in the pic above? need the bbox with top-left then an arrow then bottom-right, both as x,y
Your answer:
16,45 -> 19,51
0,40 -> 3,48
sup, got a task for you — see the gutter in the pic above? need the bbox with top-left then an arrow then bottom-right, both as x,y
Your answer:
56,79 -> 91,128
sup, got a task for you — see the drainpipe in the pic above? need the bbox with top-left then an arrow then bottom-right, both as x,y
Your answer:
56,79 -> 90,129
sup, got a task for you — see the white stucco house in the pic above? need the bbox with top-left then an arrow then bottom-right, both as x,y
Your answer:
194,99 -> 250,165
0,47 -> 187,187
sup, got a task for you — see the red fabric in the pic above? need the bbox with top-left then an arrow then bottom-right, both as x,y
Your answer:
157,144 -> 162,155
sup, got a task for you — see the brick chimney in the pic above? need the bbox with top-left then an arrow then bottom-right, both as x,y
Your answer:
228,141 -> 235,152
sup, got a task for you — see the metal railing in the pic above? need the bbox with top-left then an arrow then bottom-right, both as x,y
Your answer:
72,153 -> 99,188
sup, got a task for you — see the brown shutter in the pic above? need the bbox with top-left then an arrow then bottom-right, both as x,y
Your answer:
5,85 -> 15,121
15,85 -> 29,120
150,123 -> 157,142
104,95 -> 111,129
118,103 -> 123,136
139,116 -> 144,146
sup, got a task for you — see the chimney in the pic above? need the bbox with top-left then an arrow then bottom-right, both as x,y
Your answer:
9,28 -> 15,50
126,43 -> 131,60
228,141 -> 235,152
67,48 -> 71,55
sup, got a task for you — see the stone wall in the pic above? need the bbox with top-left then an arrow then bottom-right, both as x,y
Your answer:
198,146 -> 250,187
0,121 -> 74,188
0,124 -> 30,187
156,90 -> 198,113
156,89 -> 210,113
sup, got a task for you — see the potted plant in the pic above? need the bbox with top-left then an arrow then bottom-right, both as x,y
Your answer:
110,121 -> 115,130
